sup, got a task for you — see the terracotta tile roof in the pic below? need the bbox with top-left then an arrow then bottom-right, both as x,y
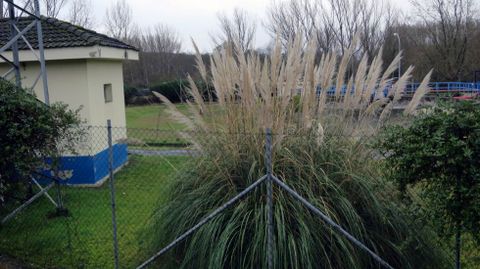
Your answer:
0,16 -> 138,51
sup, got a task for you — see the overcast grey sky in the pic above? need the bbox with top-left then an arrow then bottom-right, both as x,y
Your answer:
90,0 -> 414,53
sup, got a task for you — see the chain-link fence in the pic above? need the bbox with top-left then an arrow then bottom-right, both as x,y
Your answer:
0,125 -> 461,268
0,125 -> 196,268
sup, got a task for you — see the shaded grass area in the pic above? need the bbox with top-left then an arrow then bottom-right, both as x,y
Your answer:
0,155 -> 187,268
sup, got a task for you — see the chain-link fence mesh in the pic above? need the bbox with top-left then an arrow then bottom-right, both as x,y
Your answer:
0,126 -> 469,268
0,126 -> 195,268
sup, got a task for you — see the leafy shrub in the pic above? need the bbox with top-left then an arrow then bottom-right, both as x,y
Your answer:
151,79 -> 215,103
124,85 -> 139,103
124,85 -> 161,105
0,80 -> 82,210
125,79 -> 214,105
378,101 -> 480,266
150,80 -> 189,103
148,38 -> 448,268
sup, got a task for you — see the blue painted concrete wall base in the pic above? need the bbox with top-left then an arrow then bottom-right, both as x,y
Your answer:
38,144 -> 128,185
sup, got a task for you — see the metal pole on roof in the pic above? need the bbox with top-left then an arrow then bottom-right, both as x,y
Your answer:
33,0 -> 50,105
7,0 -> 21,87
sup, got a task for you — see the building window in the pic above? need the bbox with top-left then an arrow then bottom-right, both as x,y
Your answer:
104,84 -> 113,103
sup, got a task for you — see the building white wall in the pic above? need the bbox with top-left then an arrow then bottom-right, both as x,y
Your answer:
85,59 -> 128,153
0,58 -> 128,127
0,56 -> 129,155
85,59 -> 127,128
0,59 -> 90,120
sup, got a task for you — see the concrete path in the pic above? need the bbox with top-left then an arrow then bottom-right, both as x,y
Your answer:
128,148 -> 195,156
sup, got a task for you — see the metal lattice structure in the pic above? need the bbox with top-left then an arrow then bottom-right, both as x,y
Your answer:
0,0 -> 62,225
1,0 -> 50,104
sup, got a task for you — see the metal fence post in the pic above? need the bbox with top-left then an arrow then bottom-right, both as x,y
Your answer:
53,166 -> 65,212
107,120 -> 120,269
265,128 -> 274,269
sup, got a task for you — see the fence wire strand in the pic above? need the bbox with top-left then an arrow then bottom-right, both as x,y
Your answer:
0,126 -> 459,268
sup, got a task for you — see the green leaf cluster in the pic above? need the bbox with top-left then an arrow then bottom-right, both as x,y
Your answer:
0,80 -> 82,207
378,101 -> 480,241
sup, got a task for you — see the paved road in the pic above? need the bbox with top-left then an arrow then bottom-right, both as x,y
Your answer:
128,148 -> 196,156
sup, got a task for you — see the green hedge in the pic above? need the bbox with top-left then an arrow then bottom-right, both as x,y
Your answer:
125,80 -> 215,105
150,80 -> 189,103
151,79 -> 215,103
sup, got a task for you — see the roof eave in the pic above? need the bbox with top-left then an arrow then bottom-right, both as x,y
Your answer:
0,45 -> 139,63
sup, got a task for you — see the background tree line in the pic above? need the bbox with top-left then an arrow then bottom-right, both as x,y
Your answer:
1,0 -> 479,90
109,0 -> 480,87
266,0 -> 479,82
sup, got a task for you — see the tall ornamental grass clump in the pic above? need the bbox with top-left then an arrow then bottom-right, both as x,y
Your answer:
148,38 -> 449,268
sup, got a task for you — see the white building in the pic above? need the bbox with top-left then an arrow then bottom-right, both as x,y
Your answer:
0,17 -> 139,185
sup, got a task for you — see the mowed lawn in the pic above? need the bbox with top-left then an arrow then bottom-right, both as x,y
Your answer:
125,104 -> 192,149
0,155 -> 188,268
126,104 -> 189,130
125,103 -> 223,149
125,103 -> 222,130
0,104 -> 193,268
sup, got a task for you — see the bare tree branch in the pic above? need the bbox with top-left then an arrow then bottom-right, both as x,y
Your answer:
123,23 -> 183,86
67,0 -> 94,28
266,0 -> 395,55
265,0 -> 322,50
141,24 -> 182,54
105,0 -> 133,41
20,0 -> 68,18
213,8 -> 257,52
409,0 -> 477,80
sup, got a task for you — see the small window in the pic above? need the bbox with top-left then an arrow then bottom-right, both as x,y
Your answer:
104,84 -> 113,103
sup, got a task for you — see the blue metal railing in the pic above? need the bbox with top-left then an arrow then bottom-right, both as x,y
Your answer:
314,82 -> 480,98
405,82 -> 480,95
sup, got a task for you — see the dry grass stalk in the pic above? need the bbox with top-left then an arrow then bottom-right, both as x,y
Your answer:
149,37 -> 449,269
191,38 -> 208,82
155,37 -> 431,149
404,70 -> 433,115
